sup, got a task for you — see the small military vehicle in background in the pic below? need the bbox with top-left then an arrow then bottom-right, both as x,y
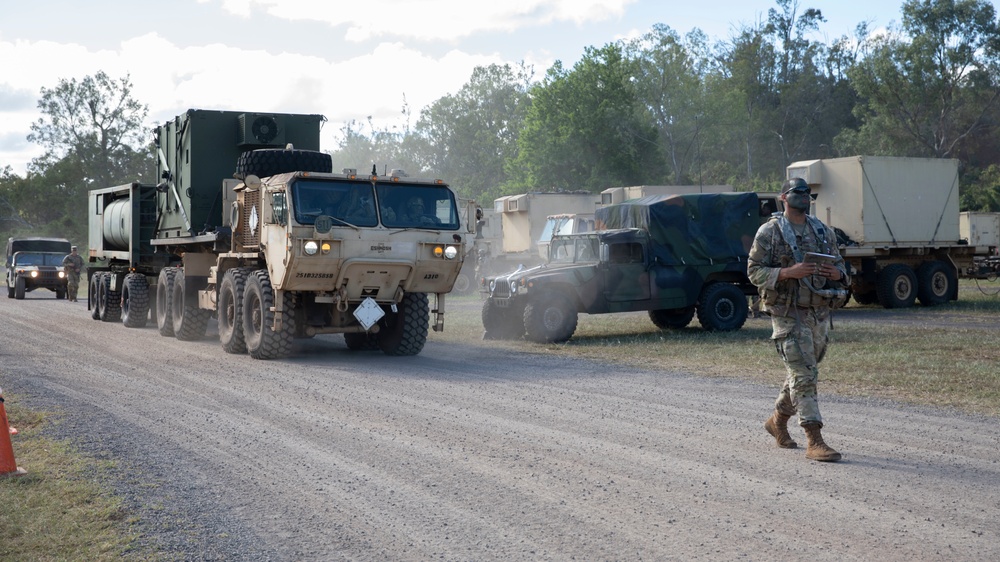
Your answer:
5,237 -> 71,300
481,192 -> 761,342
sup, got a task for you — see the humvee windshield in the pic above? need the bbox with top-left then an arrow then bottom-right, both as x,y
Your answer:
549,237 -> 599,264
13,252 -> 64,267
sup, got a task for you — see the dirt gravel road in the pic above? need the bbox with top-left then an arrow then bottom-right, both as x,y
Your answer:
2,294 -> 998,560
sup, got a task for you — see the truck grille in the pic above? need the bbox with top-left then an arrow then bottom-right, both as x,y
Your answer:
240,189 -> 261,249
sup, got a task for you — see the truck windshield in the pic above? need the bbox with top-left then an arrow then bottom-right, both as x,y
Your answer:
377,184 -> 461,230
292,180 -> 378,227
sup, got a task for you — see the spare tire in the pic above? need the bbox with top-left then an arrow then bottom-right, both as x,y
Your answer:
234,149 -> 332,180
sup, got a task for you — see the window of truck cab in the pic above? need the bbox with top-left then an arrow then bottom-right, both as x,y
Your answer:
377,184 -> 461,230
291,179 -> 378,227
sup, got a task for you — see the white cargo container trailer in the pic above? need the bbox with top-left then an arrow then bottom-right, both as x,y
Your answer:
787,155 -> 998,308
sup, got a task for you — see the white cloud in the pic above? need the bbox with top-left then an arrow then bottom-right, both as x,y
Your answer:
0,31 -> 503,174
206,0 -> 637,41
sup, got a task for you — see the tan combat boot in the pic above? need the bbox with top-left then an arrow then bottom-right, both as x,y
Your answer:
803,423 -> 842,462
764,410 -> 797,449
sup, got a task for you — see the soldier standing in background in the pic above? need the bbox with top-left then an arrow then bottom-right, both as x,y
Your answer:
62,246 -> 84,302
747,178 -> 849,462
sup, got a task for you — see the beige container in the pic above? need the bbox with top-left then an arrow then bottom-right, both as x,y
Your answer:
494,192 -> 600,253
788,156 -> 960,246
960,211 -> 1000,249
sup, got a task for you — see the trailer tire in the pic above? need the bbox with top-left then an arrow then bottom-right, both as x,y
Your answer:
98,273 -> 122,322
452,270 -> 474,295
14,276 -> 25,300
916,260 -> 955,306
243,269 -> 294,359
89,275 -> 101,319
156,268 -> 176,337
649,306 -> 696,329
219,268 -> 249,353
696,283 -> 748,331
524,290 -> 578,343
234,149 -> 332,180
377,292 -> 430,356
121,273 -> 150,328
876,264 -> 917,308
853,289 -> 879,305
344,332 -> 380,351
171,269 -> 210,341
481,299 -> 525,340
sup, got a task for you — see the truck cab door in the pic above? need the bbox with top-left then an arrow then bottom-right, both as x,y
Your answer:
602,241 -> 651,302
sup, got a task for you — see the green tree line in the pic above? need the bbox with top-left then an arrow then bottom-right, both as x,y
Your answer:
3,0 -> 1000,248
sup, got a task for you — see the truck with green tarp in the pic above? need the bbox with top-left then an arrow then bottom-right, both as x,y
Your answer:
480,192 -> 762,342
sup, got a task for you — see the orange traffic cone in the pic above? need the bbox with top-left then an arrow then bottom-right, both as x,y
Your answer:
0,391 -> 27,478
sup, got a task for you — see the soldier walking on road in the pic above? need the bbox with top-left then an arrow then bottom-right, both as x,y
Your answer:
62,246 -> 84,302
747,178 -> 850,462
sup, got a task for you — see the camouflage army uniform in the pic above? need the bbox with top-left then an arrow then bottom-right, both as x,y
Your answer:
62,251 -> 84,302
747,215 -> 849,427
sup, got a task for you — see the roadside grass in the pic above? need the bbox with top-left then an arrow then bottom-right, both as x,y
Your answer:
0,396 -> 148,561
437,286 -> 1000,418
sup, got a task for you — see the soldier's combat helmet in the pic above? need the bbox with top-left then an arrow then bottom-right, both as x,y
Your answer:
781,177 -> 809,194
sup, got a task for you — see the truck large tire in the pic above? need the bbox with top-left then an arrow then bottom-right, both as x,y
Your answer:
876,264 -> 917,308
524,290 -> 578,343
6,280 -> 13,299
55,287 -> 66,300
481,299 -> 525,340
89,275 -> 101,319
218,268 -> 249,353
171,269 -> 210,341
156,268 -> 176,337
121,273 -> 150,328
243,269 -> 294,359
853,289 -> 878,305
649,306 -> 696,330
917,260 -> 956,307
377,292 -> 430,356
14,276 -> 25,300
234,149 -> 332,180
98,273 -> 122,322
696,283 -> 748,331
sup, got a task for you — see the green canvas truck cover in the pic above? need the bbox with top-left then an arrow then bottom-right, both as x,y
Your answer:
595,192 -> 759,266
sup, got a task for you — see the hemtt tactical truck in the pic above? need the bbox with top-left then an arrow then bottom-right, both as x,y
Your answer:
481,192 -> 760,342
5,237 -> 71,299
87,109 -> 471,358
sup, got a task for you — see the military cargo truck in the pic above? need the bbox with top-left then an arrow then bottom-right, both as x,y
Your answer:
481,192 -> 760,342
5,237 -> 71,299
787,156 -> 999,308
87,109 -> 472,358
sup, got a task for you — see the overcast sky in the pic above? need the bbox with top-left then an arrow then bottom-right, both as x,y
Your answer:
1,0 -> 909,176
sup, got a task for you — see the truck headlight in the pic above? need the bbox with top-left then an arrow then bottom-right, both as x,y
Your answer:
30,271 -> 38,278
509,280 -> 518,294
304,240 -> 319,255
444,245 -> 458,259
58,271 -> 65,279
489,279 -> 496,292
